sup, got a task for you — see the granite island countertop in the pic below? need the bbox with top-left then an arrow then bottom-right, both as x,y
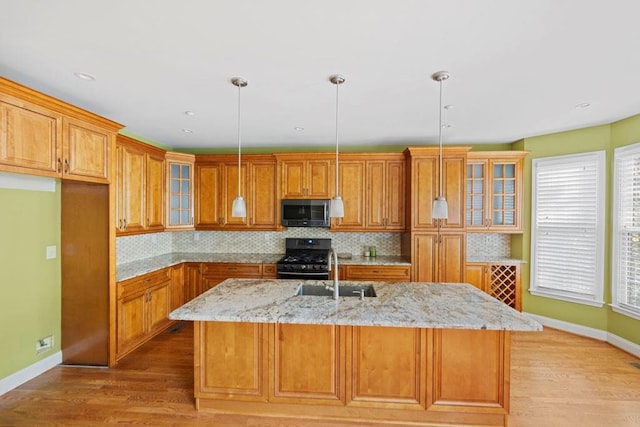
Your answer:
116,253 -> 409,282
169,278 -> 542,331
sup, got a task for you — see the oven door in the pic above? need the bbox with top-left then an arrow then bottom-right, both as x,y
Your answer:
277,270 -> 329,280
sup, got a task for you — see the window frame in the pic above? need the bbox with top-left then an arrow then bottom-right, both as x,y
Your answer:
612,142 -> 640,320
529,150 -> 606,307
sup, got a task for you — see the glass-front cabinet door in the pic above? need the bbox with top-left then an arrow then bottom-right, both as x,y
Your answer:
166,152 -> 195,229
466,152 -> 526,233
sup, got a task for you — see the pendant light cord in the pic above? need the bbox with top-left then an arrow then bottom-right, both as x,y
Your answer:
438,78 -> 443,198
237,82 -> 242,197
335,80 -> 340,196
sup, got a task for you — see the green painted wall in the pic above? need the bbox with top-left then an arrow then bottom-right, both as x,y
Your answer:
515,116 -> 640,345
0,182 -> 61,379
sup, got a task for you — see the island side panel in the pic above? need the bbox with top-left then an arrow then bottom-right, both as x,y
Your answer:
269,323 -> 346,405
429,329 -> 510,413
347,326 -> 425,409
194,321 -> 268,406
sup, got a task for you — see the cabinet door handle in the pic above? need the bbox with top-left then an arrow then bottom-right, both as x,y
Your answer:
123,218 -> 127,230
57,158 -> 62,173
64,159 -> 69,174
147,218 -> 150,227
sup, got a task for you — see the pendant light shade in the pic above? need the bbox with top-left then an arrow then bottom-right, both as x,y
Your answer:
330,74 -> 345,218
431,71 -> 450,220
231,77 -> 247,218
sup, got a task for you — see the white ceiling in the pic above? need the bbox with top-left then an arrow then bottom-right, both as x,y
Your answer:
1,0 -> 639,150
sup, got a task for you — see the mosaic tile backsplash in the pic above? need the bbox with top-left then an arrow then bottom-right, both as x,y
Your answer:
117,228 -> 401,265
466,233 -> 511,258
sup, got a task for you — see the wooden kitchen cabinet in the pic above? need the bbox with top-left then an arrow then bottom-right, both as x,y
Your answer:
365,157 -> 405,231
343,265 -> 410,281
410,233 -> 465,283
201,263 -> 263,291
404,147 -> 469,231
270,323 -> 345,405
184,263 -> 202,302
169,264 -> 185,311
466,151 -> 527,233
166,152 -> 195,229
195,155 -> 276,230
465,262 -> 522,310
115,135 -> 166,234
331,160 -> 365,230
116,268 -> 172,360
276,154 -> 332,199
331,154 -> 406,232
0,78 -> 120,183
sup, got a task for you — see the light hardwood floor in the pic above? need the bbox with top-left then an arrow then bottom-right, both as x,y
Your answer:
1,322 -> 639,426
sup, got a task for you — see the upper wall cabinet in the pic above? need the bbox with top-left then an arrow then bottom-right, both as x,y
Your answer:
116,135 -> 166,235
466,151 -> 527,233
275,154 -> 333,199
0,78 -> 122,183
165,152 -> 195,230
331,153 -> 405,232
195,154 -> 277,230
404,146 -> 470,231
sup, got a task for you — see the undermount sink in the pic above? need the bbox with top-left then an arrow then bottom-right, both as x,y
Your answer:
295,284 -> 377,298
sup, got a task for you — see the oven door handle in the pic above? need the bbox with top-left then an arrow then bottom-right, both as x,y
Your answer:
277,271 -> 328,277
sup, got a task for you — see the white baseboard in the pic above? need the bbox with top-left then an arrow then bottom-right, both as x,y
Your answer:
525,312 -> 640,358
0,351 -> 62,396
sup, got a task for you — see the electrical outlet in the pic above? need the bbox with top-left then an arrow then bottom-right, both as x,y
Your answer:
194,232 -> 200,241
36,335 -> 53,353
359,235 -> 366,243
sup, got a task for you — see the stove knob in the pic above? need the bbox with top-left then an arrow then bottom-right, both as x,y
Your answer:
300,264 -> 306,270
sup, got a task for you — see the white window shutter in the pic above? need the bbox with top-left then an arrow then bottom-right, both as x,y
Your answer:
612,143 -> 640,319
530,151 -> 605,306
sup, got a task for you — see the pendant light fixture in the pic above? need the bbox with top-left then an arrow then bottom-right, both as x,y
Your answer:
431,71 -> 450,220
329,74 -> 345,218
231,77 -> 247,218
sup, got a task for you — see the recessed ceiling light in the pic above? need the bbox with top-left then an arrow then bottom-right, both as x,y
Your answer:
444,105 -> 454,110
184,111 -> 196,116
182,128 -> 193,134
74,72 -> 96,81
294,127 -> 305,131
575,102 -> 591,109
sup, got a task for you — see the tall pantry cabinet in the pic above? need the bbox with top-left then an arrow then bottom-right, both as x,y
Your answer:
402,146 -> 470,282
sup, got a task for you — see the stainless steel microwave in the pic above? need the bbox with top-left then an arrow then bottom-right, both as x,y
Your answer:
281,199 -> 330,227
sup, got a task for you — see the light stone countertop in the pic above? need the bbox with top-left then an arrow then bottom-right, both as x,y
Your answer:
116,253 -> 410,282
466,257 -> 527,264
169,278 -> 542,331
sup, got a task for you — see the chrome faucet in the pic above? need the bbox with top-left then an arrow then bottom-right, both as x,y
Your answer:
327,248 -> 339,299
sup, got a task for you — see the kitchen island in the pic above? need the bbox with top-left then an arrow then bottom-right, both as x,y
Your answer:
170,278 -> 541,426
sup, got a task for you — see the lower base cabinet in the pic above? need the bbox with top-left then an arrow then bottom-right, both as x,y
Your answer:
194,321 -> 510,426
465,263 -> 522,311
116,268 -> 172,360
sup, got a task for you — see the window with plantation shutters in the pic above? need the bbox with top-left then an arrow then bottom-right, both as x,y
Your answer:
530,151 -> 605,306
612,143 -> 640,320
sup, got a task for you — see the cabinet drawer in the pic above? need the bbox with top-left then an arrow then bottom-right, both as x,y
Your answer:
117,268 -> 171,299
262,263 -> 277,278
201,262 -> 262,278
344,265 -> 411,281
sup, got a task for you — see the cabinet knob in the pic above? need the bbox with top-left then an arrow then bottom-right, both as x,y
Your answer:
64,159 -> 69,174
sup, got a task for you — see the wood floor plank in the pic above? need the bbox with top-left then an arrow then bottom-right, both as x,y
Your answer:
1,322 -> 639,426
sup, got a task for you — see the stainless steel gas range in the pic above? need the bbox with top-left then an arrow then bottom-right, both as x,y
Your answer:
276,238 -> 331,280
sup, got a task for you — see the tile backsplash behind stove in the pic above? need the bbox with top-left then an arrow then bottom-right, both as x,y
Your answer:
117,228 -> 401,265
